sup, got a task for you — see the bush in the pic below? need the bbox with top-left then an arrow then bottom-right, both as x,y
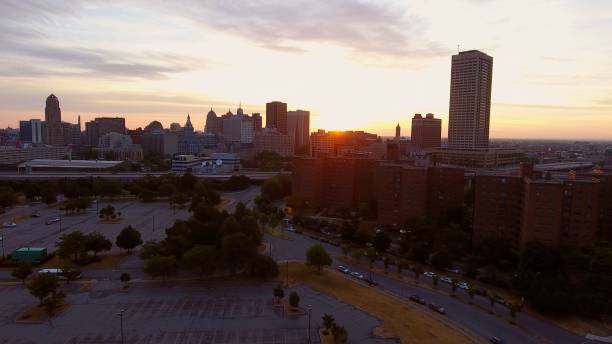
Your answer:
289,291 -> 300,308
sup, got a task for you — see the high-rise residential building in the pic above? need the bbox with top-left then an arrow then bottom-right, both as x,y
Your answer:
287,110 -> 310,151
448,50 -> 493,150
85,117 -> 126,147
19,119 -> 43,144
411,113 -> 441,149
473,165 -> 603,249
265,101 -> 287,134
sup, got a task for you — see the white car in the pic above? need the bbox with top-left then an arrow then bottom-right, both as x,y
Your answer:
38,268 -> 81,280
350,272 -> 364,279
459,282 -> 470,290
423,271 -> 435,278
441,276 -> 453,284
336,266 -> 350,274
2,222 -> 16,228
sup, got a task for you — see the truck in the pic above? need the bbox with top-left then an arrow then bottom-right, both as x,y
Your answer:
11,247 -> 48,263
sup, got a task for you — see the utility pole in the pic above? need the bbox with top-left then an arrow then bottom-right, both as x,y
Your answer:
307,305 -> 312,344
116,309 -> 125,344
0,231 -> 4,259
286,261 -> 289,287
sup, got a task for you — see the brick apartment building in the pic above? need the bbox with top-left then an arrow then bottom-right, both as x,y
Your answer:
473,163 -> 603,249
292,156 -> 377,211
292,156 -> 464,226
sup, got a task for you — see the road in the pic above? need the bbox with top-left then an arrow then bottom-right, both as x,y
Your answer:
0,171 -> 289,181
266,230 -> 587,344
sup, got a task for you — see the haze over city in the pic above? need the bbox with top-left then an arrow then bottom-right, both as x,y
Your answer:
1,0 -> 611,139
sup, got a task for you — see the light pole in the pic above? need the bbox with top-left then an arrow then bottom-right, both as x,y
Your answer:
0,231 -> 4,259
286,261 -> 289,288
307,305 -> 312,344
116,309 -> 125,344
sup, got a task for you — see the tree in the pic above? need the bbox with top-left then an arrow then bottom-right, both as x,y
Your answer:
28,273 -> 59,305
273,284 -> 284,303
249,254 -> 279,279
332,325 -> 348,344
468,288 -> 476,304
183,245 -> 218,276
365,247 -> 377,269
413,267 -> 423,283
221,233 -> 257,270
432,275 -> 440,288
322,313 -> 336,331
62,266 -> 82,284
341,244 -> 351,256
139,189 -> 155,202
144,255 -> 177,281
99,204 -> 117,220
508,302 -> 522,323
116,226 -> 143,253
373,231 -> 391,253
306,244 -> 332,274
43,290 -> 66,318
383,256 -> 390,273
11,263 -> 32,284
170,193 -> 188,211
488,293 -> 497,313
85,231 -> 112,258
289,291 -> 300,308
451,278 -> 459,296
139,240 -> 164,259
56,231 -> 87,262
120,272 -> 131,288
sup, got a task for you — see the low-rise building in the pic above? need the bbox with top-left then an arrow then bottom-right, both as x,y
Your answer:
253,129 -> 294,157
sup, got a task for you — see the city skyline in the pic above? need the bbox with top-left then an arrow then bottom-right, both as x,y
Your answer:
1,1 -> 611,140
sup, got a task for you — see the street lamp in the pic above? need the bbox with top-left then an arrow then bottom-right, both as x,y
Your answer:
0,231 -> 5,259
307,305 -> 312,344
116,309 -> 125,344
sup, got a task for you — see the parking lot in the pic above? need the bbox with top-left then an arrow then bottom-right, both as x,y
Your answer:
0,200 -> 190,256
0,280 -> 396,344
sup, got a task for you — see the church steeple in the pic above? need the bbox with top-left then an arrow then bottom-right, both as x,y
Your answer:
184,113 -> 194,131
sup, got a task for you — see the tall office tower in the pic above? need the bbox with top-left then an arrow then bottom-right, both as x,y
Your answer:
411,113 -> 442,149
19,119 -> 42,143
448,50 -> 493,150
205,109 -> 223,134
395,123 -> 401,140
85,117 -> 126,146
44,94 -> 65,145
252,113 -> 262,132
287,110 -> 310,151
265,101 -> 287,134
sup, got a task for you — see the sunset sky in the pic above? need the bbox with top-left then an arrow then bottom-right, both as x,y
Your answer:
0,0 -> 611,139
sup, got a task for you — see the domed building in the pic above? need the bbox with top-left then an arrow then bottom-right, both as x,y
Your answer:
205,108 -> 222,134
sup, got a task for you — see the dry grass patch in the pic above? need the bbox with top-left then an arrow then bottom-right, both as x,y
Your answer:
280,262 -> 477,344
41,254 -> 129,270
16,304 -> 68,322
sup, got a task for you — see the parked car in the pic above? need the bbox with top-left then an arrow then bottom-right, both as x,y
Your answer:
350,272 -> 364,280
459,282 -> 470,290
441,276 -> 452,284
409,295 -> 427,305
429,303 -> 446,315
31,212 -> 41,218
337,266 -> 350,274
2,221 -> 17,228
38,268 -> 81,280
364,278 -> 379,286
489,337 -> 504,344
45,217 -> 60,225
423,271 -> 435,278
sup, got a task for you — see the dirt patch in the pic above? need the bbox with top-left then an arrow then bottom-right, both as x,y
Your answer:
16,303 -> 68,323
41,254 -> 129,270
279,262 -> 477,344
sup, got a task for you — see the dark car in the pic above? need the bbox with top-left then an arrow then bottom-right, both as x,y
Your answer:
428,303 -> 446,315
489,337 -> 504,344
409,295 -> 426,305
364,278 -> 379,286
45,217 -> 60,225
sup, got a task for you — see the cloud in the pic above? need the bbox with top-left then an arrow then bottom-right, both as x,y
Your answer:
145,0 -> 447,58
0,1 -> 204,79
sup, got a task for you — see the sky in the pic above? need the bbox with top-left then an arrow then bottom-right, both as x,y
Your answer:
0,0 -> 611,139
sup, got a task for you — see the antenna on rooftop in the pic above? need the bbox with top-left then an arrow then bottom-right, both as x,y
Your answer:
457,44 -> 460,53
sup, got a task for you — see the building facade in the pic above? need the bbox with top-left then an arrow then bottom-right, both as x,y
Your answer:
448,50 -> 493,150
411,113 -> 441,149
265,101 -> 288,134
19,119 -> 43,144
287,110 -> 310,151
85,117 -> 126,147
253,129 -> 294,157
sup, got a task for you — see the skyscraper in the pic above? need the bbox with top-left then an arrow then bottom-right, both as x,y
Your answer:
448,50 -> 493,150
265,101 -> 287,134
287,110 -> 310,151
411,113 -> 441,149
44,94 -> 64,145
